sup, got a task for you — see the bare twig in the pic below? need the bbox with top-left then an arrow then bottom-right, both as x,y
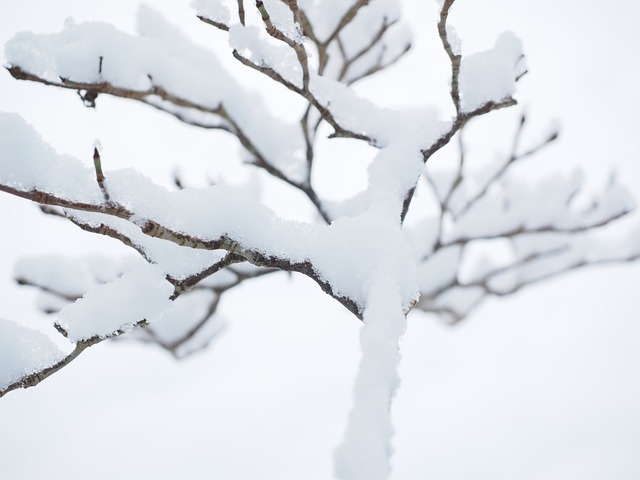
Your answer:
345,43 -> 411,85
14,277 -> 80,302
168,253 -> 245,297
238,0 -> 246,25
92,147 -> 112,205
324,0 -> 370,46
442,209 -> 632,249
338,19 -> 391,81
196,15 -> 229,31
453,114 -> 559,220
438,0 -> 461,113
163,267 -> 277,356
421,248 -> 640,323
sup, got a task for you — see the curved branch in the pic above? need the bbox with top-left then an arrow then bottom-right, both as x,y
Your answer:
401,98 -> 517,222
0,320 -> 145,398
324,0 -> 370,46
438,0 -> 461,112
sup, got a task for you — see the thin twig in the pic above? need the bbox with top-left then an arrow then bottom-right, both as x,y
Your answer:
438,0 -> 461,112
453,117 -> 558,220
196,15 -> 229,31
238,0 -> 246,25
324,0 -> 370,46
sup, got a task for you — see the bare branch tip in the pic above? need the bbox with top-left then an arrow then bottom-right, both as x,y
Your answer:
54,323 -> 69,338
197,15 -> 230,31
93,146 -> 105,183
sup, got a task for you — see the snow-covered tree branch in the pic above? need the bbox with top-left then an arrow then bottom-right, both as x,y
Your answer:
1,0 -> 638,478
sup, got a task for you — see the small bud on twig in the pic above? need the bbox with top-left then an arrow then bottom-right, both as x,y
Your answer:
256,0 -> 268,21
92,140 -> 111,202
93,147 -> 104,184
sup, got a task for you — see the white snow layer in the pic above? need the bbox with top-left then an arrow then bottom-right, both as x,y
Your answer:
0,318 -> 66,391
14,254 -> 149,315
190,0 -> 230,25
0,114 -> 421,310
56,265 -> 173,342
446,170 -> 633,243
15,255 -> 100,298
65,210 -> 227,280
86,168 -> 421,310
261,0 -> 301,41
334,274 -> 407,480
5,8 -> 309,183
459,31 -> 524,113
0,113 -> 103,203
229,24 -> 304,87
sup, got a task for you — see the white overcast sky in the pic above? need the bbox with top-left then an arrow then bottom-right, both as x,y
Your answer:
0,1 -> 639,479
